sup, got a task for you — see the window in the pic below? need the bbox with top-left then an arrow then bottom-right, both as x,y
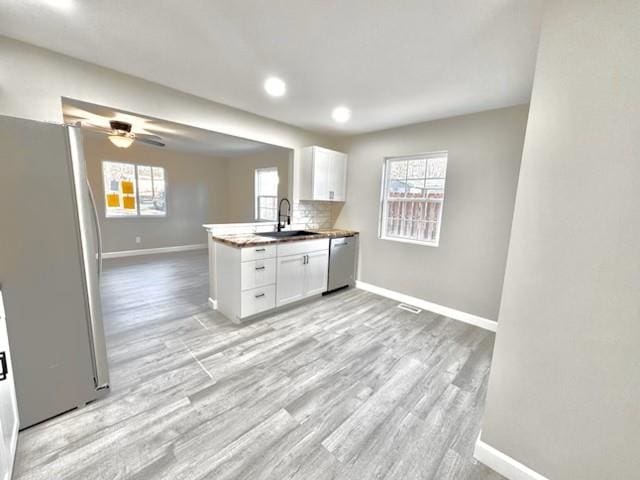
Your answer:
379,152 -> 448,246
255,167 -> 279,221
102,161 -> 166,217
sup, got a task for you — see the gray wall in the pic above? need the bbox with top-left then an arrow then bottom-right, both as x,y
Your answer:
224,148 -> 291,222
84,134 -> 229,252
84,134 -> 294,252
481,1 -> 640,479
0,35 -> 342,217
335,105 -> 528,320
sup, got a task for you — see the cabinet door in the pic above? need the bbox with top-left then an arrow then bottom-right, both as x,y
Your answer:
304,250 -> 329,297
276,254 -> 306,306
312,148 -> 332,200
328,151 -> 347,201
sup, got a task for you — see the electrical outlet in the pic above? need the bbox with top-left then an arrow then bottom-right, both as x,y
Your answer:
135,236 -> 141,244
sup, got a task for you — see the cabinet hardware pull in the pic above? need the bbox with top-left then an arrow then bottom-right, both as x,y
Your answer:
255,248 -> 266,252
254,293 -> 265,298
255,266 -> 265,270
0,352 -> 7,381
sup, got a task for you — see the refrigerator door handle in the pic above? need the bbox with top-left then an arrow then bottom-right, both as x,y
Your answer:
67,126 -> 110,390
86,179 -> 103,277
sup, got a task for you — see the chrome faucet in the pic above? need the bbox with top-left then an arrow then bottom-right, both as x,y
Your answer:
277,198 -> 291,232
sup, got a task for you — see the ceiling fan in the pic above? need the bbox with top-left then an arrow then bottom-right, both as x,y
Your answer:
104,120 -> 165,149
69,118 -> 166,149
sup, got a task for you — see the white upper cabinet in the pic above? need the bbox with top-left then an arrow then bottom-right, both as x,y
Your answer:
299,146 -> 348,201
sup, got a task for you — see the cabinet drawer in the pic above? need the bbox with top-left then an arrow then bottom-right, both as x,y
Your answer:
277,238 -> 329,257
241,258 -> 276,291
240,285 -> 276,318
241,244 -> 276,262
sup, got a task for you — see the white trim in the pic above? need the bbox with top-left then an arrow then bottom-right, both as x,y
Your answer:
379,234 -> 439,247
103,243 -> 207,259
474,436 -> 550,480
355,280 -> 497,332
208,297 -> 218,310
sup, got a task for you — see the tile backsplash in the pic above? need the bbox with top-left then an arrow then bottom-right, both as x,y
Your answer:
290,201 -> 336,230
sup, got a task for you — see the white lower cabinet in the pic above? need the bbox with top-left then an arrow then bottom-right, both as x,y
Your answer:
274,249 -> 329,306
240,258 -> 276,290
276,254 -> 306,306
304,250 -> 330,297
215,242 -> 277,322
215,238 -> 329,322
240,285 -> 276,317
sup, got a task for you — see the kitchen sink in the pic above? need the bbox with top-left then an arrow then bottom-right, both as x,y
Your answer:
257,230 -> 320,238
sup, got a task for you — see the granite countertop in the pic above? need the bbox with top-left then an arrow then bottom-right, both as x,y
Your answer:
211,228 -> 358,248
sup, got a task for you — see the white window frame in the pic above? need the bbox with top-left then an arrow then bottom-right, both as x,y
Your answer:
102,160 -> 167,218
378,151 -> 448,247
254,167 -> 279,221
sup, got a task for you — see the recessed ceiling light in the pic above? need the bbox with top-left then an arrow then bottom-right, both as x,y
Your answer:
44,0 -> 74,9
264,77 -> 286,97
332,106 -> 351,123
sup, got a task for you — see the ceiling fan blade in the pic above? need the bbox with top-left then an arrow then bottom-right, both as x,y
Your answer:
66,118 -> 112,135
135,133 -> 163,141
136,137 -> 166,147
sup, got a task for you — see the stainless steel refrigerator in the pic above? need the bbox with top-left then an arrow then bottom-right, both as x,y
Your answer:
0,115 -> 109,429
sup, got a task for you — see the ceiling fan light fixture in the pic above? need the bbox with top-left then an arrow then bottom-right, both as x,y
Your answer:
108,133 -> 135,148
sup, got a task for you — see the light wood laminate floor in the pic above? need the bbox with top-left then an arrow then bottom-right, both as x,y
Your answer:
15,250 -> 504,480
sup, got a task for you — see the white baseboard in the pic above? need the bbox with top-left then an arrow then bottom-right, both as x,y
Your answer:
103,243 -> 207,259
208,297 -> 218,310
355,280 -> 497,332
474,437 -> 550,480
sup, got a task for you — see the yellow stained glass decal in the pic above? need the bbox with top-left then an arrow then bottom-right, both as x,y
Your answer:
106,193 -> 120,207
121,180 -> 134,194
123,196 -> 136,210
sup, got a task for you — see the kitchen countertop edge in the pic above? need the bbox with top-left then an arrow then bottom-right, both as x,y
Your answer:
211,229 -> 359,248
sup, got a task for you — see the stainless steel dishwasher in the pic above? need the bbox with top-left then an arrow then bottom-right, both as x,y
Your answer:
326,235 -> 358,293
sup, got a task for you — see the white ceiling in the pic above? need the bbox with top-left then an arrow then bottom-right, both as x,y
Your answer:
0,0 -> 544,135
62,98 -> 281,157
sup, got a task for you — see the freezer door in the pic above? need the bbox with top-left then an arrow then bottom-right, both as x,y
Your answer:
0,115 -> 99,427
67,127 -> 109,390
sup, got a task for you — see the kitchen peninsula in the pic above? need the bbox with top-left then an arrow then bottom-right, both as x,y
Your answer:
204,224 -> 358,323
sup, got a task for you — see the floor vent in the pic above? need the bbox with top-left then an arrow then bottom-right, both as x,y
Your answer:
398,303 -> 422,314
